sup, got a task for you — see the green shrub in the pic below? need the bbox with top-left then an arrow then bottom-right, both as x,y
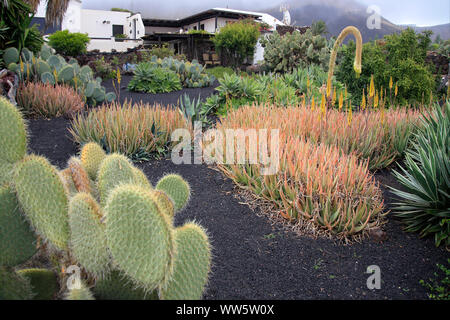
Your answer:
261,29 -> 330,73
48,30 -> 90,57
390,102 -> 450,247
213,19 -> 260,67
205,66 -> 234,80
91,56 -> 116,79
336,28 -> 435,106
128,62 -> 182,93
134,56 -> 215,88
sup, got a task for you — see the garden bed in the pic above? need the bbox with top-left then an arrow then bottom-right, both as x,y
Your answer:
27,112 -> 449,300
102,75 -> 219,106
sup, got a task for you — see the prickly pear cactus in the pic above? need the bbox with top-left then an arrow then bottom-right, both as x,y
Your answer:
93,271 -> 158,300
68,192 -> 110,278
17,269 -> 58,300
80,142 -> 106,180
14,155 -> 70,250
160,222 -> 212,300
65,282 -> 95,300
0,96 -> 27,164
0,267 -> 33,300
97,154 -> 136,205
105,185 -> 175,290
156,174 -> 190,213
0,186 -> 37,267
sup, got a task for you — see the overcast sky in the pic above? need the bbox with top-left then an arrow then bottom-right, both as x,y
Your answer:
82,0 -> 450,27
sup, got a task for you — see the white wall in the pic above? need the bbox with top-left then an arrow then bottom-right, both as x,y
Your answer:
61,0 -> 82,33
145,26 -> 180,34
87,39 -> 144,52
183,17 -> 239,33
80,9 -> 130,38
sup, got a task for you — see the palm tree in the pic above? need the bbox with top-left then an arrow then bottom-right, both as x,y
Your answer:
2,0 -> 70,26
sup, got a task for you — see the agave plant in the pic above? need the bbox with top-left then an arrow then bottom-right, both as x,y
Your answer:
390,102 -> 450,247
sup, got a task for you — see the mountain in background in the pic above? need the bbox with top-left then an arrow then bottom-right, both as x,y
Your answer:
264,0 -> 449,42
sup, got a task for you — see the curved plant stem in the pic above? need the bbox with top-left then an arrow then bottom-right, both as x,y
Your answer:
326,26 -> 363,97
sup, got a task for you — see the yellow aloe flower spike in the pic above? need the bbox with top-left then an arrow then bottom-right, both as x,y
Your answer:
20,57 -> 24,73
332,89 -> 337,106
389,76 -> 393,90
347,103 -> 352,125
369,75 -> 375,97
326,26 -> 363,98
394,83 -> 398,97
374,91 -> 379,108
361,89 -> 366,110
320,93 -> 326,116
339,91 -> 344,111
117,68 -> 121,85
311,96 -> 315,110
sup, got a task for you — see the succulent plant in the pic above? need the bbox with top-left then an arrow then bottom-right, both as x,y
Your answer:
3,47 -> 19,66
17,269 -> 59,300
0,98 -> 212,300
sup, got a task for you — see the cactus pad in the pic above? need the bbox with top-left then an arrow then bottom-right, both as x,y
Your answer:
80,142 -> 106,180
17,269 -> 58,300
65,282 -> 94,300
97,154 -> 136,206
160,222 -> 211,300
93,271 -> 158,300
105,185 -> 175,290
3,47 -> 19,66
14,155 -> 69,250
69,193 -> 110,278
132,167 -> 152,190
0,267 -> 33,300
156,174 -> 191,213
0,96 -> 27,163
0,186 -> 37,267
68,157 -> 91,194
151,190 -> 175,220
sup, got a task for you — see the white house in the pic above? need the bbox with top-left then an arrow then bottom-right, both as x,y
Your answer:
143,8 -> 285,64
33,0 -> 145,52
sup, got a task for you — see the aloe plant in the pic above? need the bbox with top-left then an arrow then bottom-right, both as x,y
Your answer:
390,102 -> 450,247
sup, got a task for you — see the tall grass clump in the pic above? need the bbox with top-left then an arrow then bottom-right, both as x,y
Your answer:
390,102 -> 450,247
16,82 -> 85,118
69,101 -> 191,160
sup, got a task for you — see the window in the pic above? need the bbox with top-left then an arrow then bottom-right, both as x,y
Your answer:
200,24 -> 205,30
193,26 -> 197,30
112,24 -> 124,36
